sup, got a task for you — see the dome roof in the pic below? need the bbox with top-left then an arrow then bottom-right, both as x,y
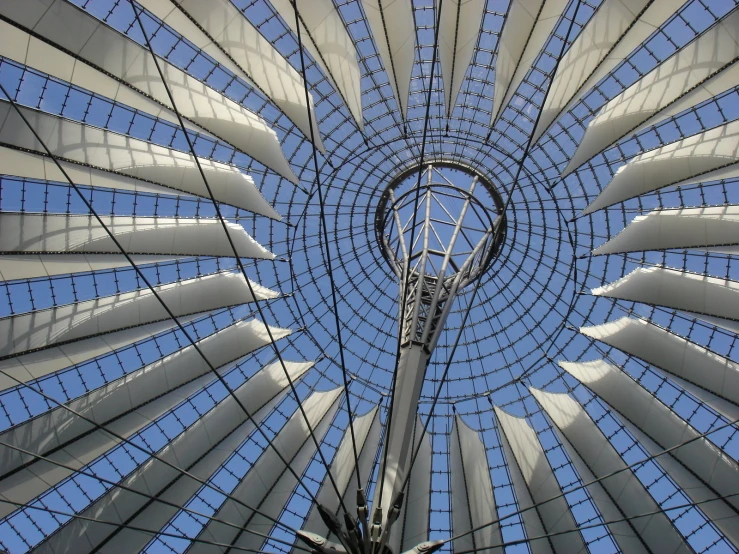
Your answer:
0,0 -> 738,553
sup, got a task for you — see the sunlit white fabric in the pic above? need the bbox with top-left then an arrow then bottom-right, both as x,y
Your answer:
270,0 -> 363,128
0,319 -> 289,475
173,0 -> 326,153
552,431 -> 648,554
533,0 -> 679,142
301,407 -> 381,541
0,272 -> 276,358
99,373 -> 299,553
492,0 -> 569,125
0,18 -> 192,130
0,254 -> 181,282
388,416 -> 432,554
32,360 -> 313,553
0,320 -> 290,490
495,411 -> 551,554
495,407 -> 587,554
0,146 -> 183,199
0,312 -> 201,392
560,359 -> 739,546
620,419 -> 739,549
134,0 -> 253,84
565,9 -> 739,175
623,60 -> 739,143
439,0 -> 485,116
579,317 -> 739,411
0,0 -> 299,184
0,102 -> 281,218
593,206 -> 739,254
362,0 -> 416,118
232,395 -> 345,554
0,214 -> 272,261
0,372 -> 212,521
449,415 -> 502,554
531,388 -> 693,554
189,387 -> 343,553
592,267 -> 739,333
584,119 -> 739,214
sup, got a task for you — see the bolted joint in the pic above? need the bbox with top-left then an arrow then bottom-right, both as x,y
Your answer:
296,531 -> 347,554
402,540 -> 445,554
370,507 -> 383,543
387,491 -> 405,526
356,489 -> 368,520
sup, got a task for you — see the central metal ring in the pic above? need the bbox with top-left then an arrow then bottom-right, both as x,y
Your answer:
374,160 -> 507,286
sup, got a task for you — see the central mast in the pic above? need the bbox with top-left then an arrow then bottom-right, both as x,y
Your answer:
298,162 -> 505,554
371,163 -> 505,551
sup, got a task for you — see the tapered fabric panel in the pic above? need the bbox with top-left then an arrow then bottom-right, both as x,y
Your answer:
591,267 -> 739,334
650,366 -> 739,423
133,0 -> 253,84
172,0 -> 325,153
362,0 -> 416,118
622,419 -> 739,549
0,373 -> 212,521
101,379 -> 296,552
552,431 -> 649,554
300,407 -> 381,540
583,120 -> 739,214
30,360 -> 314,553
439,0 -> 485,116
0,319 -> 289,477
0,147 -> 182,200
533,0 -> 679,142
593,206 -> 739,254
449,415 -> 502,554
0,18 -> 192,130
0,254 -> 182,282
0,322 -> 292,520
559,359 -> 739,519
580,317 -> 739,409
0,214 -> 273,259
269,0 -> 363,128
495,407 -> 587,554
189,387 -> 343,552
0,0 -> 298,185
0,102 -> 280,218
629,60 -> 739,138
565,9 -> 739,175
496,410 -> 553,554
0,272 -> 276,358
392,416 -> 433,554
231,393 -> 343,554
531,388 -> 694,554
0,312 -> 201,392
491,0 -> 569,125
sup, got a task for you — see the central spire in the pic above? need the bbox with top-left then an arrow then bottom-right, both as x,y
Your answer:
371,162 -> 505,552
298,162 -> 505,554
377,163 -> 506,351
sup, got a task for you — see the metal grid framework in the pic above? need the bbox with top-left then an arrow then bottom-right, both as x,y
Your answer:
0,0 -> 737,552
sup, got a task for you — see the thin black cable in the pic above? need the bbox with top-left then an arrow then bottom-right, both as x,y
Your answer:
377,0 -> 445,512
0,83 -> 308,533
458,491 -> 739,553
0,365 -> 298,538
447,408 -> 739,544
0,440 -> 312,552
289,0 -> 364,493
127,0 -> 351,516
393,0 -> 586,508
0,498 -> 292,554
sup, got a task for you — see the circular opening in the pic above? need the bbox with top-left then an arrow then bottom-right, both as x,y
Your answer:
375,161 -> 507,288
